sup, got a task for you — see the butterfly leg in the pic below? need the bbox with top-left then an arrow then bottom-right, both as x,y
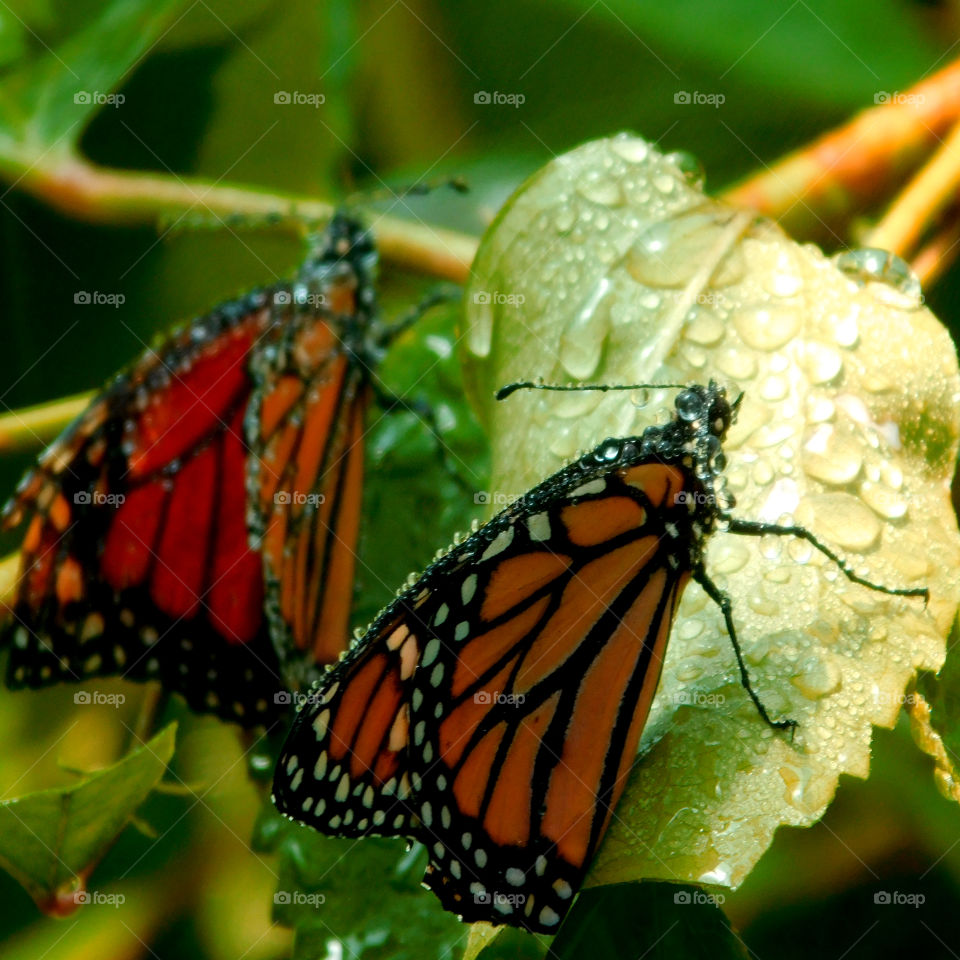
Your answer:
693,563 -> 798,735
722,517 -> 929,602
371,382 -> 471,493
378,285 -> 462,344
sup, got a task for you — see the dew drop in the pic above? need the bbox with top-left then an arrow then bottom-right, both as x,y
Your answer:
710,539 -> 750,574
796,493 -> 881,550
576,177 -> 624,207
834,247 -> 923,307
791,656 -> 841,700
559,277 -> 611,379
733,304 -> 801,351
802,425 -> 862,485
859,480 -> 908,519
801,342 -> 843,384
683,307 -> 726,345
715,347 -> 757,381
664,150 -> 705,189
610,135 -> 650,164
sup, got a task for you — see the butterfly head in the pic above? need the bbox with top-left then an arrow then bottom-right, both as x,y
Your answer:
301,212 -> 378,284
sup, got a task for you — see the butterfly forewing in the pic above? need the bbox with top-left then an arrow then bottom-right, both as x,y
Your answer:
274,447 -> 701,932
2,215 -> 380,725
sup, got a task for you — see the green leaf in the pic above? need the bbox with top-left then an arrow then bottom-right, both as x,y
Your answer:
0,0 -> 192,160
562,0 -> 938,109
0,722 -> 176,913
909,619 -> 960,804
552,883 -> 748,959
253,805 -> 470,960
460,132 -> 960,891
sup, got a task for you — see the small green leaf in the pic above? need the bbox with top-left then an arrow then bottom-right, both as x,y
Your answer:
0,722 -> 176,913
254,804 -> 469,959
0,0 -> 192,159
552,883 -> 748,960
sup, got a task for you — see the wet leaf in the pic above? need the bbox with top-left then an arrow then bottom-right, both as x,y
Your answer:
552,882 -> 748,959
908,619 -> 960,804
253,804 -> 469,960
461,133 -> 960,889
0,722 -> 176,912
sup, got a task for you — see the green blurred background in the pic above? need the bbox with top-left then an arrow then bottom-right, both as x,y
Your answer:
1,0 -> 960,957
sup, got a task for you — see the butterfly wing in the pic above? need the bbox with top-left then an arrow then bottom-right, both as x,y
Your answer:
250,284 -> 373,690
2,292 -> 288,723
3,218 -> 379,725
274,458 -> 697,931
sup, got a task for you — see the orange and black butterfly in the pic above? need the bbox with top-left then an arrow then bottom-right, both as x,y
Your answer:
1,213 -> 427,727
272,380 -> 926,933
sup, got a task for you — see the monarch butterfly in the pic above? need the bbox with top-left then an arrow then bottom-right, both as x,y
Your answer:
271,380 -> 927,932
1,213 -> 439,726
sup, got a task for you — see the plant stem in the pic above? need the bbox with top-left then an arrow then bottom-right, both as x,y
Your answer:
0,391 -> 92,454
8,156 -> 477,283
868,120 -> 960,258
721,57 -> 960,241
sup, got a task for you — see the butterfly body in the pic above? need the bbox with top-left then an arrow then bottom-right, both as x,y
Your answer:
3,214 -> 382,725
273,382 -> 740,932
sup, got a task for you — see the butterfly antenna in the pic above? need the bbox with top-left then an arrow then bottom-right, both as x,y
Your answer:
496,381 -> 687,401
